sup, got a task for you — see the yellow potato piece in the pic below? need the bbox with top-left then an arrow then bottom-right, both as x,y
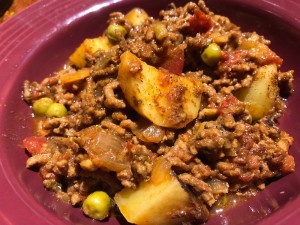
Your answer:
125,8 -> 149,26
118,51 -> 202,129
69,36 -> 112,68
114,157 -> 202,225
234,64 -> 279,120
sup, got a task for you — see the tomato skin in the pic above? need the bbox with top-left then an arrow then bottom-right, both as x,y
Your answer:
188,8 -> 212,35
218,96 -> 238,114
159,46 -> 185,75
23,136 -> 47,155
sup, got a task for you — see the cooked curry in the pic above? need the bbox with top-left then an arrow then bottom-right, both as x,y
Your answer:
22,1 -> 295,224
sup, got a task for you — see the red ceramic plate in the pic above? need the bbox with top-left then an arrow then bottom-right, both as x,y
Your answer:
0,0 -> 300,224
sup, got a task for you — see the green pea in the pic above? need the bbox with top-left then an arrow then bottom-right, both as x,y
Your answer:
201,43 -> 222,66
45,103 -> 67,118
32,97 -> 54,115
107,24 -> 127,43
82,191 -> 111,221
154,23 -> 168,40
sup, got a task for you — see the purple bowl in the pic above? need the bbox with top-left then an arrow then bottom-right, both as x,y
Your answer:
0,0 -> 299,224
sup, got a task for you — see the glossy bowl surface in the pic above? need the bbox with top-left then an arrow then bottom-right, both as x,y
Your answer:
0,0 -> 300,224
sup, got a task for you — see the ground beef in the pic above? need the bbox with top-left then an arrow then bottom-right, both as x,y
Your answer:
22,1 -> 295,224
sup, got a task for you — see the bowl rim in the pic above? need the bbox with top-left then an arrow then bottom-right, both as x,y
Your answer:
0,0 -> 300,224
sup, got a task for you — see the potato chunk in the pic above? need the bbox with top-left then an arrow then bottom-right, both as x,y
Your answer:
234,64 -> 279,120
69,36 -> 112,68
125,8 -> 149,26
118,51 -> 202,129
114,157 -> 208,225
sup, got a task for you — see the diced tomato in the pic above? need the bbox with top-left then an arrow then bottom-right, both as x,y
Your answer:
159,46 -> 185,75
23,136 -> 47,155
220,46 -> 282,71
280,155 -> 295,174
188,8 -> 212,35
220,50 -> 248,70
241,134 -> 254,150
221,50 -> 244,63
258,44 -> 283,66
239,172 -> 253,183
218,96 -> 238,114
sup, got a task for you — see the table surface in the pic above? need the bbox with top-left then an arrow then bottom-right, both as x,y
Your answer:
0,0 -> 38,23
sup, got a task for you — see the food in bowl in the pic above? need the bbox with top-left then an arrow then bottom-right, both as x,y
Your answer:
21,0 -> 295,224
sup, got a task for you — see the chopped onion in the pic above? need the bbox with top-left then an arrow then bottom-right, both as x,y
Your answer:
132,118 -> 165,143
207,179 -> 229,194
78,126 -> 130,172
